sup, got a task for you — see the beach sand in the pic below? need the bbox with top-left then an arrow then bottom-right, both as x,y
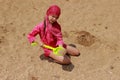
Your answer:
0,0 -> 120,80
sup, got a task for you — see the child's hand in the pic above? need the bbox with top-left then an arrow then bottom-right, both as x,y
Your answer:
31,42 -> 38,46
57,45 -> 66,55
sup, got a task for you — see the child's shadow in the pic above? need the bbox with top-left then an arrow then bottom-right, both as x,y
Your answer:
39,54 -> 54,63
39,54 -> 74,72
62,63 -> 74,72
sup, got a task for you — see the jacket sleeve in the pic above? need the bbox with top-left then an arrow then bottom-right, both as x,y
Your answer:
52,25 -> 64,46
27,25 -> 40,43
56,31 -> 64,46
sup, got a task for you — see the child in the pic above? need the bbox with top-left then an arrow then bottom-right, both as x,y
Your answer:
27,5 -> 80,64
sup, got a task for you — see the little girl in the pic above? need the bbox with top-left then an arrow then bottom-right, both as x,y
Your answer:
27,5 -> 80,64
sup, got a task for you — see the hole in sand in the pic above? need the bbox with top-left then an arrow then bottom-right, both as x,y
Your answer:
76,31 -> 96,46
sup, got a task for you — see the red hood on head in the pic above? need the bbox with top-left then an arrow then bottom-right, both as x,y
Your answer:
46,5 -> 61,17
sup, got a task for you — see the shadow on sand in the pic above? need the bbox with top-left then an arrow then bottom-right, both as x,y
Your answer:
39,54 -> 75,72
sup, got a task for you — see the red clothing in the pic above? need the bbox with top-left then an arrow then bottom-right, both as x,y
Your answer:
27,5 -> 66,56
27,17 -> 66,56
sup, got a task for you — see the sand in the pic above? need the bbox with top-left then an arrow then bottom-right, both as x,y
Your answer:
0,0 -> 120,80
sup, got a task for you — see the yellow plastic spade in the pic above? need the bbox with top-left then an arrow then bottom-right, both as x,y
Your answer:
43,45 -> 64,56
